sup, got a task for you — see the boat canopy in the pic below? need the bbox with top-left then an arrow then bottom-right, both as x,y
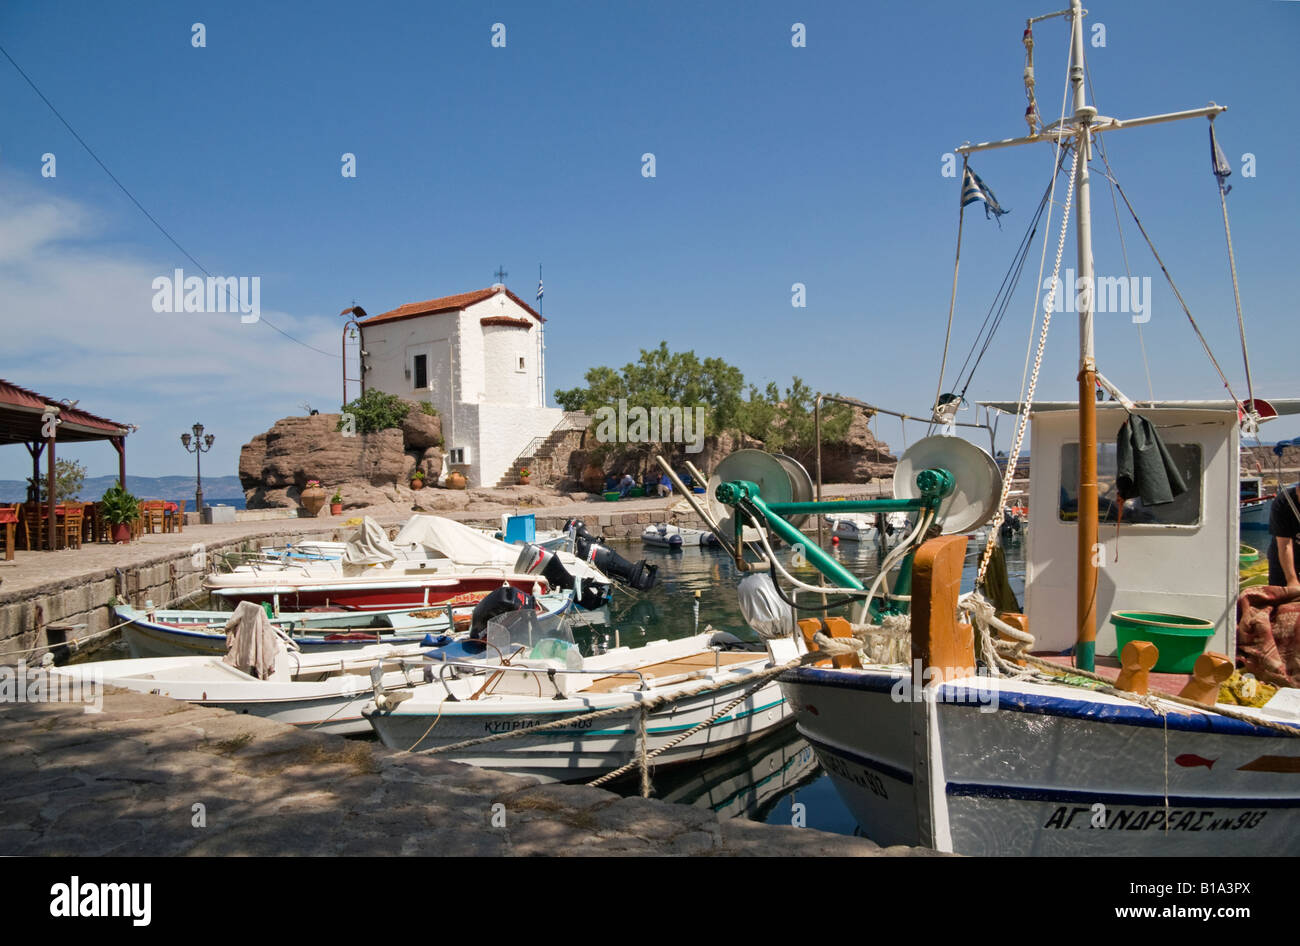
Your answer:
342,517 -> 400,566
394,515 -> 522,567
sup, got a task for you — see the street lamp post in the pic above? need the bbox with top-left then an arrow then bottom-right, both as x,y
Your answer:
180,422 -> 215,515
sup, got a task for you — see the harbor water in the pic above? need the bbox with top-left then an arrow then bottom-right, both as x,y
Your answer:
591,533 -> 1027,838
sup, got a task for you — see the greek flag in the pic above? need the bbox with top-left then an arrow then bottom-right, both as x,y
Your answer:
536,278 -> 544,301
1209,123 -> 1232,195
961,166 -> 1009,223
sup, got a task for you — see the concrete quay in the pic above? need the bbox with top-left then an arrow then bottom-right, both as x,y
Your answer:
0,483 -> 888,662
0,685 -> 936,857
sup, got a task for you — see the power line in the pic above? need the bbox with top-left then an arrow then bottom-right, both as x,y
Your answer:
0,41 -> 340,360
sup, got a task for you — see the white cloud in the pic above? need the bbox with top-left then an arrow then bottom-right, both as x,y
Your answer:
0,179 -> 343,480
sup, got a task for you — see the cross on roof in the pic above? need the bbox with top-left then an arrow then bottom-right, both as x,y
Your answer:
493,266 -> 508,284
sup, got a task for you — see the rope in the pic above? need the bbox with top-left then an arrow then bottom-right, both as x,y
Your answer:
587,671 -> 775,792
0,615 -> 135,661
405,649 -> 821,758
932,153 -> 970,420
1099,168 -> 1241,409
977,143 -> 1079,588
1212,116 -> 1256,419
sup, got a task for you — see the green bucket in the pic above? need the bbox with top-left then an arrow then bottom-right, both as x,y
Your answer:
1239,543 -> 1259,566
604,491 -> 620,502
1109,611 -> 1216,674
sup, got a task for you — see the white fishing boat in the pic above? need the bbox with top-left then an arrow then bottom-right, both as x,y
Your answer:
709,0 -> 1300,856
117,590 -> 575,658
363,613 -> 792,782
205,515 -> 614,612
54,604 -> 448,735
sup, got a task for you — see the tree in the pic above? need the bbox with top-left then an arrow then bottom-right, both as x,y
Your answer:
28,459 -> 87,503
338,389 -> 410,434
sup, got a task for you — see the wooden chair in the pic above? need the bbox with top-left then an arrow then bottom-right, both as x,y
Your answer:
59,502 -> 84,550
141,501 -> 165,535
167,500 -> 186,534
0,504 -> 17,560
131,502 -> 144,539
18,502 -> 45,551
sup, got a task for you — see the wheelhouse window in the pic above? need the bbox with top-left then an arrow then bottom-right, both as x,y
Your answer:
1059,441 -> 1202,526
413,354 -> 428,390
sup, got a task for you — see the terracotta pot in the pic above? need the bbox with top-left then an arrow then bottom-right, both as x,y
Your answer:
299,486 -> 327,518
111,523 -> 132,544
519,475 -> 531,486
446,471 -> 468,490
411,479 -> 425,490
330,503 -> 343,515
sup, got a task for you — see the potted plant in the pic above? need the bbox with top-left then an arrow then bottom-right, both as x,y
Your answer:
329,490 -> 343,516
518,466 -> 531,486
299,479 -> 327,518
446,469 -> 467,490
100,484 -> 140,543
410,470 -> 426,491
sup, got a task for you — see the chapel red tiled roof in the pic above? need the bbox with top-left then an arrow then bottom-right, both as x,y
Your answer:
362,286 -> 544,326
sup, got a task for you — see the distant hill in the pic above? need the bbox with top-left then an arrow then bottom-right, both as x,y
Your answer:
0,475 -> 246,506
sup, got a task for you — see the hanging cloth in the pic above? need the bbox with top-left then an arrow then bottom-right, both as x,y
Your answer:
1116,414 -> 1187,506
977,541 -> 1021,614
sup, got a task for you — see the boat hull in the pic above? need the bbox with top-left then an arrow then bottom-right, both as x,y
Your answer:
782,665 -> 1300,855
368,675 -> 792,783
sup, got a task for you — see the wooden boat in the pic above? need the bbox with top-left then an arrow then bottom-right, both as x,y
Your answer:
51,639 -> 442,736
117,590 -> 575,658
363,622 -> 792,783
712,1 -> 1300,855
204,515 -> 612,612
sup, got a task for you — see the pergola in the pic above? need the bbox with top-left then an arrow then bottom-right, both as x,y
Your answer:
0,379 -> 131,551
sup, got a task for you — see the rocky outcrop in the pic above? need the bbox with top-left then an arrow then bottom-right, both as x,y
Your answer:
239,411 -> 444,510
562,418 -> 896,492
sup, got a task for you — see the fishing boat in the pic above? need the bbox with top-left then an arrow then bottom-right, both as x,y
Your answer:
204,515 -> 615,612
705,0 -> 1300,855
362,612 -> 792,783
116,589 -> 575,658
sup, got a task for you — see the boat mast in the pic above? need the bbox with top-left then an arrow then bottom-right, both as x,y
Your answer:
953,3 -> 1228,672
1068,0 -> 1100,671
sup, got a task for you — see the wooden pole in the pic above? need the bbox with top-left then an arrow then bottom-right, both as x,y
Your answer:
46,429 -> 56,552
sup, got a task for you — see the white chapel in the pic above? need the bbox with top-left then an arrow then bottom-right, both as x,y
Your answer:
358,284 -> 562,487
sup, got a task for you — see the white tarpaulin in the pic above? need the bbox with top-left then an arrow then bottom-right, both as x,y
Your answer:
343,517 -> 400,566
394,515 -> 520,566
222,600 -> 284,679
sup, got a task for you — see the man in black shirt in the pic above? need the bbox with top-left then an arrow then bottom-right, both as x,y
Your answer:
1267,483 -> 1300,594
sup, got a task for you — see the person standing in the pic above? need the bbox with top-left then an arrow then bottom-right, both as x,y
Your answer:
1267,483 -> 1300,595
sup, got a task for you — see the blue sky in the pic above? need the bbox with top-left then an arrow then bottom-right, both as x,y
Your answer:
1,0 -> 1297,483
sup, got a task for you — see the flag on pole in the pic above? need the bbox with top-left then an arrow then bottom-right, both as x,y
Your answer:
536,277 -> 544,301
961,166 -> 1009,224
1209,122 -> 1232,195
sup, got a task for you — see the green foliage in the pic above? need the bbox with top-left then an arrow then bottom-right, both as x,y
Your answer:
100,484 -> 141,525
554,341 -> 745,441
27,459 -> 87,503
338,389 -> 410,434
555,344 -> 854,455
419,400 -> 438,417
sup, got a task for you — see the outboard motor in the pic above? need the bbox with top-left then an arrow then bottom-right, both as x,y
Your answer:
514,543 -> 609,610
469,585 -> 535,639
573,533 -> 658,592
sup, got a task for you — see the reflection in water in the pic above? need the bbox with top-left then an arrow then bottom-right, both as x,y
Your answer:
596,535 -> 1026,835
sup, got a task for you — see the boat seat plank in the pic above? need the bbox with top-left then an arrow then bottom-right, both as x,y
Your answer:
583,651 -> 758,694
